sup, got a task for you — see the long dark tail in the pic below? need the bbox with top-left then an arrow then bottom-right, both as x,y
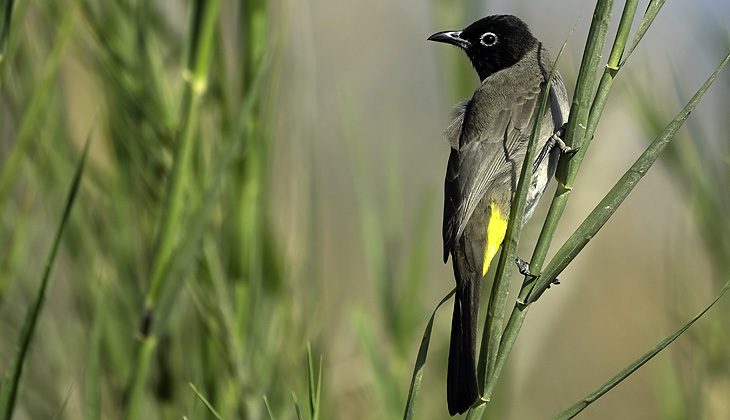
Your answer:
447,264 -> 480,415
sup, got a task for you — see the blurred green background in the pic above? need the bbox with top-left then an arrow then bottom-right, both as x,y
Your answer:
1,0 -> 729,419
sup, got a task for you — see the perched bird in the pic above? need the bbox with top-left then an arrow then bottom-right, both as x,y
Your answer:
428,15 -> 571,415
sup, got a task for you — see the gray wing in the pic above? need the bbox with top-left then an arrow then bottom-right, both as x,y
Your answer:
443,53 -> 565,259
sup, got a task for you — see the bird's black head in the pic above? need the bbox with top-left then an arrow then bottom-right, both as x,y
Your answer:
428,15 -> 538,81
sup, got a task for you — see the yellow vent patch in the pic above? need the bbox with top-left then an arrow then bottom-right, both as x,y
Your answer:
483,202 -> 508,276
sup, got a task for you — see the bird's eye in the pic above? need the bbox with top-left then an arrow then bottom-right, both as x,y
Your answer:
480,32 -> 497,47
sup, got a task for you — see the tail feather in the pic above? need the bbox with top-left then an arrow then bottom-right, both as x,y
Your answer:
447,268 -> 480,415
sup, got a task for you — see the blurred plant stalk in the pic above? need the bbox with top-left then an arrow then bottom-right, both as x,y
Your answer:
123,1 -> 222,419
0,0 -> 297,417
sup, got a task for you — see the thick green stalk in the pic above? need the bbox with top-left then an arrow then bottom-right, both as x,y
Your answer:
481,0 -> 620,401
144,87 -> 198,312
123,337 -> 157,420
556,0 -> 615,177
527,0 -> 635,278
477,41 -> 567,403
530,53 -> 730,300
490,0 -> 674,395
123,1 -> 221,418
144,0 -> 219,312
489,0 -> 678,402
499,0 -> 618,304
227,0 -> 269,337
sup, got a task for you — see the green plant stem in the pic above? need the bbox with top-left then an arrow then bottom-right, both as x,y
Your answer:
552,277 -> 730,420
530,52 -> 730,300
0,0 -> 79,218
481,0 -> 619,402
144,87 -> 198,311
521,0 -> 638,274
0,134 -> 90,420
0,0 -> 15,66
607,0 -> 638,68
623,0 -> 667,65
464,403 -> 486,420
190,382 -> 225,420
402,290 -> 455,420
506,0 -> 617,298
477,40 -> 566,403
84,277 -> 103,420
527,0 -> 636,286
145,0 -> 219,314
123,1 -> 221,419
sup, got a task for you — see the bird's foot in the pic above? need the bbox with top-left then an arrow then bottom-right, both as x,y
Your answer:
555,135 -> 579,155
552,123 -> 579,154
515,257 -> 562,287
515,256 -> 537,279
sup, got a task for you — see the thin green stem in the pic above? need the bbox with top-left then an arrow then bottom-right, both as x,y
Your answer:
607,0 -> 639,69
402,289 -> 455,420
0,133 -> 90,420
0,0 -> 14,65
622,0 -> 667,65
0,0 -> 80,218
552,277 -> 730,420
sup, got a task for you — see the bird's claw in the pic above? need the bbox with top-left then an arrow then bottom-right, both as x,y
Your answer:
553,124 -> 579,155
515,256 -> 537,279
515,257 -> 562,288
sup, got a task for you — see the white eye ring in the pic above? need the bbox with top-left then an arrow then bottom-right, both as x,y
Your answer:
480,32 -> 498,47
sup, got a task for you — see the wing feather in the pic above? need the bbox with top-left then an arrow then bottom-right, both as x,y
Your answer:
442,46 -> 567,259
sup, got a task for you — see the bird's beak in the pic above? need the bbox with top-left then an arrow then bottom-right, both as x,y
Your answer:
427,30 -> 470,49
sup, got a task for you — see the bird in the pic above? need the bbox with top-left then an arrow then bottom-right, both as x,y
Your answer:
428,15 -> 571,415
